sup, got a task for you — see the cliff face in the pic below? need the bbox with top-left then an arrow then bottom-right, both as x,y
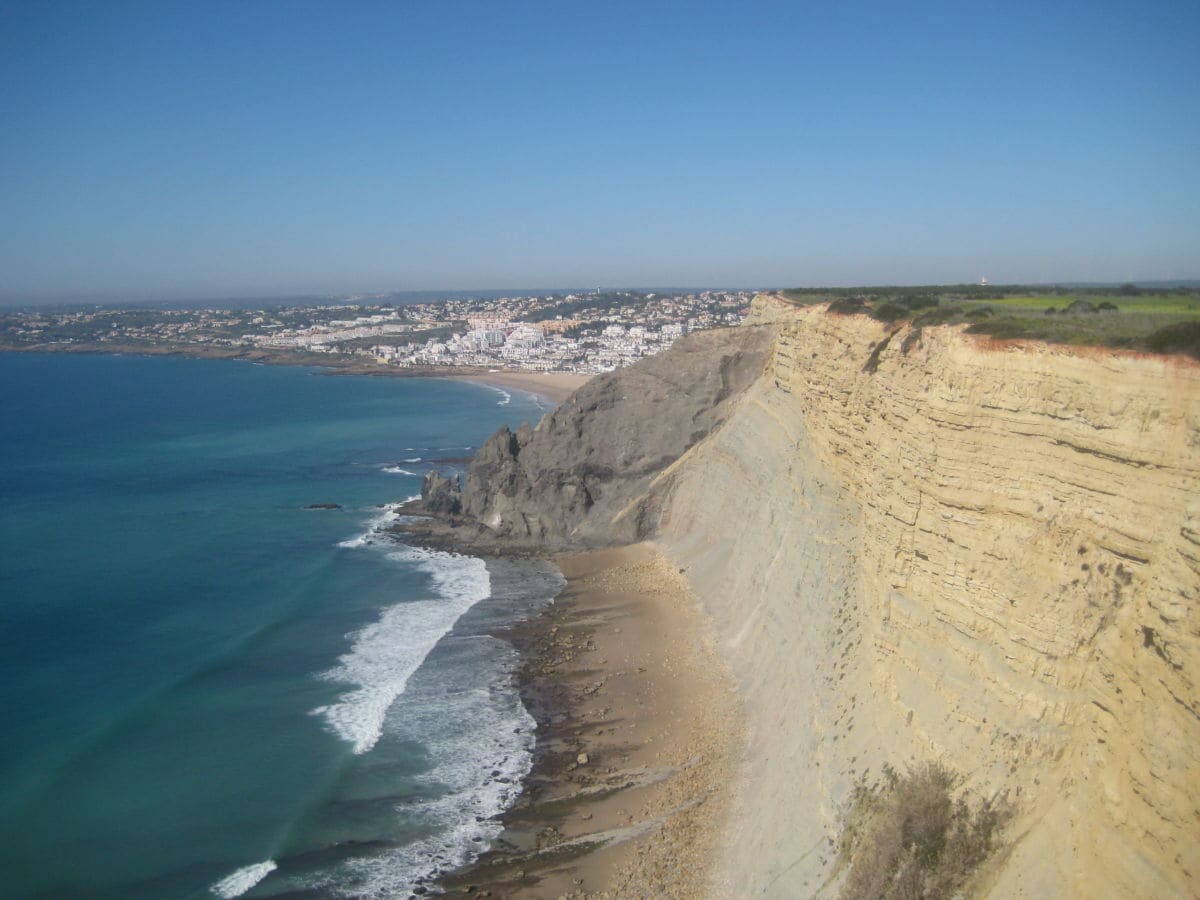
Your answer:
423,325 -> 774,550
424,297 -> 1200,896
654,296 -> 1200,898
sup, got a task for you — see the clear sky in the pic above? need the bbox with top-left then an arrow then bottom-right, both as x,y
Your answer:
1,0 -> 1197,302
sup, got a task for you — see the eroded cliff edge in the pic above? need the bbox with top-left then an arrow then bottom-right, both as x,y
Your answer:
417,295 -> 1200,897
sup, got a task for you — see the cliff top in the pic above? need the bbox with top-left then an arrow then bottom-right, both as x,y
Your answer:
775,285 -> 1200,360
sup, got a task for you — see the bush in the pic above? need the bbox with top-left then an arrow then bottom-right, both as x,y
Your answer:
1143,321 -> 1200,360
913,307 -> 965,327
899,295 -> 939,312
870,302 -> 910,322
965,319 -> 1032,340
828,297 -> 869,316
838,762 -> 1012,900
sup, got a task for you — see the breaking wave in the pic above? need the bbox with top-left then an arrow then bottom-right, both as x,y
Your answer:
211,860 -> 277,898
321,526 -> 492,755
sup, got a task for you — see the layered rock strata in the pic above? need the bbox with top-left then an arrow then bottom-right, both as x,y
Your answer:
419,295 -> 1200,897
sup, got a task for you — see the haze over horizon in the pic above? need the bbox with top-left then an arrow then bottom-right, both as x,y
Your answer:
1,1 -> 1197,305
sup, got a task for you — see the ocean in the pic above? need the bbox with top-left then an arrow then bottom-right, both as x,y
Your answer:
0,352 -> 563,899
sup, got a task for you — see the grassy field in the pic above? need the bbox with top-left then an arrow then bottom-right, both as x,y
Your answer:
957,294 -> 1200,314
780,287 -> 1200,358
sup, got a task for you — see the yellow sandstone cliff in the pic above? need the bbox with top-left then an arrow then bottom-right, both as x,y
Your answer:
652,294 -> 1200,897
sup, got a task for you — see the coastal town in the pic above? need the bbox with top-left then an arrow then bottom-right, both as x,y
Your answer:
0,289 -> 753,374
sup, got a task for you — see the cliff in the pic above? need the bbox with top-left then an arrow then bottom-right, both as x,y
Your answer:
420,296 -> 1200,897
416,324 -> 774,550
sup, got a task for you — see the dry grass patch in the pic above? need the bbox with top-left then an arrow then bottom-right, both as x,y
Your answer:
837,762 -> 1012,899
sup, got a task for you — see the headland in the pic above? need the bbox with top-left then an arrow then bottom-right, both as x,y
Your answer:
410,293 -> 1200,898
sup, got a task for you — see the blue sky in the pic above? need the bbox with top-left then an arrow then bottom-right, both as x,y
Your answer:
1,0 -> 1197,301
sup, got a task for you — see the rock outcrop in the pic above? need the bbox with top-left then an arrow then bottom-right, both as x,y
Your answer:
419,471 -> 462,515
417,324 -> 775,549
416,295 -> 1200,897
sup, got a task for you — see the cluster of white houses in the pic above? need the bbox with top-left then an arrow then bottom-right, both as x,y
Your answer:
226,291 -> 751,374
372,319 -> 695,373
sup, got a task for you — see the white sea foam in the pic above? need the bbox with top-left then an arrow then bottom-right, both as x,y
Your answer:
381,466 -> 416,476
314,544 -> 491,754
483,385 -> 511,406
335,507 -> 401,549
302,519 -> 556,896
211,860 -> 277,898
403,457 -> 422,462
300,637 -> 537,899
343,683 -> 533,896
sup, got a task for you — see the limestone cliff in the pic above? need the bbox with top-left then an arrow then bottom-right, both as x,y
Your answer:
421,295 -> 1200,897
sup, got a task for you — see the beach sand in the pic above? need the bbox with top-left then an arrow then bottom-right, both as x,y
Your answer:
441,543 -> 744,898
447,371 -> 592,404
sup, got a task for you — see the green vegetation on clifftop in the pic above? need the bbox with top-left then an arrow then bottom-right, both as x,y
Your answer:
783,286 -> 1200,358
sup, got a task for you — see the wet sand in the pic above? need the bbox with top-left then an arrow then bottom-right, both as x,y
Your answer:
441,543 -> 744,898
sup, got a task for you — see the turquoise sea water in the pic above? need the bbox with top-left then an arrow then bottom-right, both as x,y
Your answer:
0,353 -> 561,899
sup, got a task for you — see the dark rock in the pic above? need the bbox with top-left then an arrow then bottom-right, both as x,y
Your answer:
414,325 -> 773,551
305,503 -> 342,510
420,471 -> 462,515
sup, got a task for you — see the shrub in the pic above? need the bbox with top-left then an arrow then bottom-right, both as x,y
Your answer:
837,762 -> 1012,900
965,319 -> 1031,340
870,302 -> 910,322
899,295 -> 939,312
913,307 -> 964,327
1143,321 -> 1200,360
828,297 -> 869,316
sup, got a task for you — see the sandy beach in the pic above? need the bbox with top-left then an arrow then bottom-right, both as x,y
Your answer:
440,543 -> 743,898
447,371 -> 592,404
